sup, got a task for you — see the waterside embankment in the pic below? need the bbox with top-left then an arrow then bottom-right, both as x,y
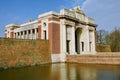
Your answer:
66,52 -> 120,64
0,39 -> 51,69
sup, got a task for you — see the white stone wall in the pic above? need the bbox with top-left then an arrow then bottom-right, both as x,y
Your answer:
60,19 -> 67,62
51,54 -> 61,62
89,28 -> 96,54
5,27 -> 11,38
41,19 -> 49,40
60,6 -> 97,61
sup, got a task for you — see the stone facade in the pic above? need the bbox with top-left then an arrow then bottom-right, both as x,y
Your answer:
5,6 -> 97,62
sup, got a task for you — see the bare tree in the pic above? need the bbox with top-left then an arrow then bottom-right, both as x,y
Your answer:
109,28 -> 120,52
96,30 -> 108,44
96,28 -> 120,52
96,30 -> 109,52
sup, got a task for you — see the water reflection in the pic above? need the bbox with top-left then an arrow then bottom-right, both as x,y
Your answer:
51,63 -> 120,80
0,63 -> 120,80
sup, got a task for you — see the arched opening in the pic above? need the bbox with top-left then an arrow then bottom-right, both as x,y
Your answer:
66,40 -> 70,54
43,30 -> 47,40
42,22 -> 47,40
43,22 -> 46,27
75,28 -> 82,54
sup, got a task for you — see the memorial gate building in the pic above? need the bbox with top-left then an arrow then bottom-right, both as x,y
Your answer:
5,6 -> 97,62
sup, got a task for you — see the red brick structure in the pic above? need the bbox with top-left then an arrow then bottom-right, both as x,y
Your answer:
10,32 -> 14,38
67,52 -> 120,64
38,25 -> 41,39
48,20 -> 60,54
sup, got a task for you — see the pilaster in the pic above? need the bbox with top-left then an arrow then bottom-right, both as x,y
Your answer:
27,30 -> 29,39
60,19 -> 67,62
35,28 -> 37,39
70,26 -> 76,54
30,29 -> 32,39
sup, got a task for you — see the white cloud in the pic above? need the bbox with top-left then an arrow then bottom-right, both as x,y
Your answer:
81,0 -> 120,31
64,0 -> 85,8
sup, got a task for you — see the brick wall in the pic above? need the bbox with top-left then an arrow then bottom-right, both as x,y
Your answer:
48,17 -> 60,22
10,32 -> 14,38
38,25 -> 41,39
48,19 -> 60,54
66,52 -> 120,64
0,39 -> 51,69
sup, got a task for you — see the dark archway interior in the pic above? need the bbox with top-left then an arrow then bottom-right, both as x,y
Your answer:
75,28 -> 82,54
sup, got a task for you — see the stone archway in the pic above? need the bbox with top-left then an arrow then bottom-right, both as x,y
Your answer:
75,28 -> 82,54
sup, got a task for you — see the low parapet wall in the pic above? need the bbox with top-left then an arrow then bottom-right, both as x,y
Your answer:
66,52 -> 120,64
0,39 -> 51,69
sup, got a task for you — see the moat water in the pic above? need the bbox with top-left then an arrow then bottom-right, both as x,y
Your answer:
0,63 -> 120,80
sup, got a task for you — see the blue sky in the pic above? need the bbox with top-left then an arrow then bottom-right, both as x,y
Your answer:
0,0 -> 120,37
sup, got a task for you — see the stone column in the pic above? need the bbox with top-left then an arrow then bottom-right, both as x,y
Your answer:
70,26 -> 76,54
31,29 -> 33,39
91,30 -> 96,54
19,32 -> 21,39
35,28 -> 37,39
60,19 -> 67,62
25,30 -> 27,39
16,32 -> 18,39
84,26 -> 90,54
62,24 -> 67,53
23,31 -> 25,39
20,32 -> 22,39
27,30 -> 29,39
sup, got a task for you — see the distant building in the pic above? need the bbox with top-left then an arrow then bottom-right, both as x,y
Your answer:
5,6 -> 97,62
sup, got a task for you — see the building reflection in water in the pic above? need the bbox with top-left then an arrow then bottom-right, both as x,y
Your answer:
1,63 -> 120,80
51,63 -> 120,80
51,63 -> 97,80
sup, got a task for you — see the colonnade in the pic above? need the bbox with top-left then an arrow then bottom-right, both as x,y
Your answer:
14,28 -> 38,39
